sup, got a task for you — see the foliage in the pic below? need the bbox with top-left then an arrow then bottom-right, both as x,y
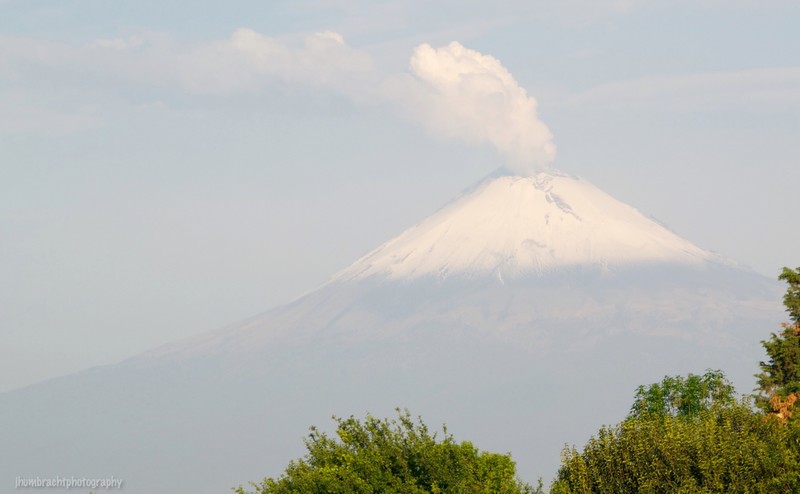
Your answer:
235,409 -> 537,494
628,370 -> 735,420
756,267 -> 800,414
769,393 -> 799,424
779,267 -> 800,324
553,393 -> 800,493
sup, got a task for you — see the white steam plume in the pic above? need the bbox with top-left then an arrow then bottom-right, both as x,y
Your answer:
406,42 -> 556,176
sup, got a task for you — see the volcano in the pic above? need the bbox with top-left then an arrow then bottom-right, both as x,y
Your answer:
0,169 -> 783,493
339,169 -> 714,280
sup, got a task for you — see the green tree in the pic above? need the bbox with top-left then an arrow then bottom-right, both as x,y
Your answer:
628,370 -> 735,420
235,409 -> 537,494
779,266 -> 800,324
553,376 -> 800,494
756,267 -> 800,414
553,401 -> 800,494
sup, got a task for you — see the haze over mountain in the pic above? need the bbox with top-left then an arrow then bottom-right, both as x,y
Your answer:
0,167 -> 783,493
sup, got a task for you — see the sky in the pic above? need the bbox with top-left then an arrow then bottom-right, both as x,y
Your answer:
1,0 -> 799,392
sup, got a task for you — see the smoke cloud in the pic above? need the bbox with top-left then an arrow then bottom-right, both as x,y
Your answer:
405,42 -> 556,176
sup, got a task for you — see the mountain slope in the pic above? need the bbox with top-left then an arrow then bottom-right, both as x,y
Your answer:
140,169 -> 757,364
0,168 -> 784,494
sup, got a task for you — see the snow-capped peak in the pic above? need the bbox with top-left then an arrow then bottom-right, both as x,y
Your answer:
335,169 -> 716,281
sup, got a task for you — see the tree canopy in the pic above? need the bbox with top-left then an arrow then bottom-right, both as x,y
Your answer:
779,267 -> 800,325
553,398 -> 800,494
628,370 -> 735,420
236,409 -> 537,494
553,372 -> 800,493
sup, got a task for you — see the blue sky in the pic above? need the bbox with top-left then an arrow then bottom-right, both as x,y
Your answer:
2,0 -> 799,391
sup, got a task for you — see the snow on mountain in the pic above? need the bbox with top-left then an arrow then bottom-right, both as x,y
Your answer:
136,168 -> 763,364
336,169 -> 717,282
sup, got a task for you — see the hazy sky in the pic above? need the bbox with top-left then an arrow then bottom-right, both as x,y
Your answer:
2,0 -> 799,391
